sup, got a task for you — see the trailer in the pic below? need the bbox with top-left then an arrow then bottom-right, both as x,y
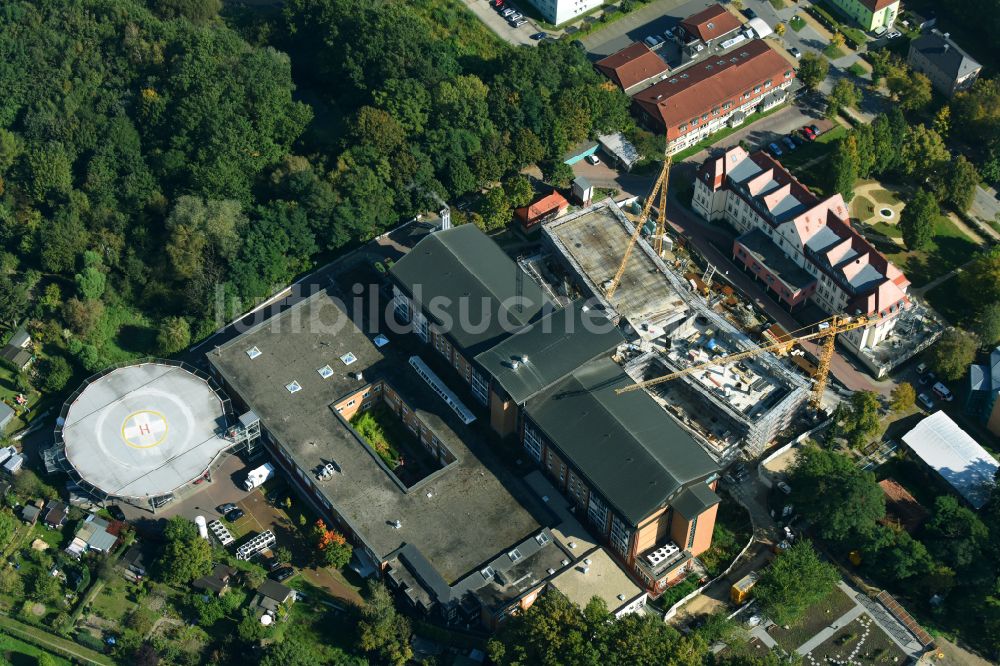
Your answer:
244,463 -> 274,491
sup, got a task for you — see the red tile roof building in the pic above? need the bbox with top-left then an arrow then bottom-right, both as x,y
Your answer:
693,146 -> 910,354
595,43 -> 670,93
515,191 -> 570,233
678,3 -> 743,44
878,479 -> 929,533
633,39 -> 794,153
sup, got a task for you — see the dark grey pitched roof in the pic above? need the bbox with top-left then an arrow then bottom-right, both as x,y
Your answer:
671,482 -> 720,520
525,357 -> 718,525
474,303 -> 625,404
390,225 -> 550,355
911,33 -> 981,80
256,579 -> 293,603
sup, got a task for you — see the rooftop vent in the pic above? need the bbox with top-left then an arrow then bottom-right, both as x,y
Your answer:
547,568 -> 556,575
340,352 -> 357,365
392,520 -> 402,529
617,593 -> 626,601
581,566 -> 590,574
285,381 -> 302,394
561,559 -> 570,566
246,346 -> 262,359
317,365 -> 334,379
354,371 -> 364,381
568,542 -> 577,549
519,354 -> 529,364
584,558 -> 592,566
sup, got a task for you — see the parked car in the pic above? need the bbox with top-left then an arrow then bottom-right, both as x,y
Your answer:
789,47 -> 802,59
530,32 -> 547,40
768,142 -> 783,157
932,382 -> 954,401
107,505 -> 126,521
800,126 -> 817,140
513,18 -> 527,27
919,371 -> 937,386
743,8 -> 757,19
502,8 -> 515,17
269,558 -> 286,572
644,36 -> 662,47
585,154 -> 601,165
271,567 -> 295,582
508,12 -> 522,21
790,132 -> 807,146
808,124 -> 822,137
887,30 -> 902,39
916,362 -> 928,374
918,393 -> 935,410
782,136 -> 796,151
225,508 -> 245,522
217,503 -> 238,514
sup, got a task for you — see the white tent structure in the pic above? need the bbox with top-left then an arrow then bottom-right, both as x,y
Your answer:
901,411 -> 998,509
746,18 -> 773,40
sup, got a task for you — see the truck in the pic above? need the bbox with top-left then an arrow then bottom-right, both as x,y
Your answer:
244,463 -> 274,491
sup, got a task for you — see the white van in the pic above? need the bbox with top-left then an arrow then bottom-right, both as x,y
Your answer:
932,382 -> 954,401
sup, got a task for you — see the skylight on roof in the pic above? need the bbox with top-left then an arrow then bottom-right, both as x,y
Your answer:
373,334 -> 389,348
480,566 -> 496,580
340,352 -> 357,366
317,365 -> 334,379
508,549 -> 522,562
246,346 -> 261,359
285,381 -> 302,394
535,532 -> 550,546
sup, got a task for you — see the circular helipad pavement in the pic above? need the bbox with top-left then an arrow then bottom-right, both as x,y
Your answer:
61,363 -> 232,499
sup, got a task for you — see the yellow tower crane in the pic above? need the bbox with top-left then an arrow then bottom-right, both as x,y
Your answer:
615,314 -> 879,409
605,152 -> 672,299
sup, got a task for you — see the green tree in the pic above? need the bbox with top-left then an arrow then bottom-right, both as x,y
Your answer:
25,142 -> 73,201
479,187 -> 512,231
933,106 -> 951,140
925,328 -> 978,381
542,161 -> 574,188
753,540 -> 839,626
504,175 -> 535,209
41,356 -> 73,393
924,495 -> 988,571
155,0 -> 222,23
839,390 -> 882,448
941,154 -> 980,212
828,136 -> 858,201
788,446 -> 884,542
899,187 -> 937,251
797,53 -> 830,91
157,317 -> 191,355
973,302 -> 1000,346
827,79 -> 860,119
951,77 -> 1000,156
960,247 -> 1000,309
0,129 -> 21,174
888,69 -> 932,111
864,526 -> 935,583
74,267 -> 106,301
890,382 -> 916,412
0,508 -> 15,546
902,124 -> 949,182
36,654 -> 59,666
274,547 -> 292,565
157,517 -> 212,585
0,275 -> 27,329
358,581 -> 413,666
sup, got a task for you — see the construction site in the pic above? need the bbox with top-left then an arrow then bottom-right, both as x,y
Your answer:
541,198 -> 809,461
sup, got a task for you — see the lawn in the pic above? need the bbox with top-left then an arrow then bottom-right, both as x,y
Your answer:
869,222 -> 901,238
923,274 -> 965,325
655,573 -> 702,610
768,0 -> 786,9
0,630 -> 73,666
806,615 -> 908,664
824,44 -> 848,60
88,577 -> 137,624
848,62 -> 867,77
881,215 -> 978,287
789,15 -> 806,31
767,585 -> 856,652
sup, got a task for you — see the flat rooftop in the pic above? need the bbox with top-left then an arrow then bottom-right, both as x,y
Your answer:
544,200 -> 689,332
209,287 -> 549,583
550,546 -> 644,613
60,363 -> 232,499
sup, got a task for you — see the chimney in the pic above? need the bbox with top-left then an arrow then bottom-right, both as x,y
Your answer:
439,207 -> 451,231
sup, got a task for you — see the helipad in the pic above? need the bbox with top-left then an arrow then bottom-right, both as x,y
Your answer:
60,363 -> 233,499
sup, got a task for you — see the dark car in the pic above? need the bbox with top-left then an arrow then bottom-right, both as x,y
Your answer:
919,371 -> 937,386
271,567 -> 294,582
225,508 -> 245,522
269,558 -> 287,572
107,505 -> 126,521
808,124 -> 822,137
743,8 -> 757,19
531,32 -> 548,40
217,503 -> 238,515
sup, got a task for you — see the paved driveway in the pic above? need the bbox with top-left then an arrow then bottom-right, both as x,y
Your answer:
970,185 -> 1000,239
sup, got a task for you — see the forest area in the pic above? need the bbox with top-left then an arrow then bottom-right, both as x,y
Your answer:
0,0 -> 631,386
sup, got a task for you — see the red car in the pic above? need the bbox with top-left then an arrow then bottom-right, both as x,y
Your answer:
800,126 -> 817,140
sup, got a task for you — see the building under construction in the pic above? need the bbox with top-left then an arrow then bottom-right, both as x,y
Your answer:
543,199 -> 809,460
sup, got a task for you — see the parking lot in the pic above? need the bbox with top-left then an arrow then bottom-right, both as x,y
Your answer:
463,0 -> 542,46
582,0 -> 717,57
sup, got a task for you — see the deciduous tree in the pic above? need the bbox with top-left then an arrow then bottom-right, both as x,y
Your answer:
925,328 -> 978,380
941,154 -> 980,212
788,446 -> 884,542
888,69 -> 932,111
358,581 -> 413,666
899,187 -> 937,251
797,53 -> 830,91
157,317 -> 191,355
890,382 -> 916,412
753,540 -> 839,626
